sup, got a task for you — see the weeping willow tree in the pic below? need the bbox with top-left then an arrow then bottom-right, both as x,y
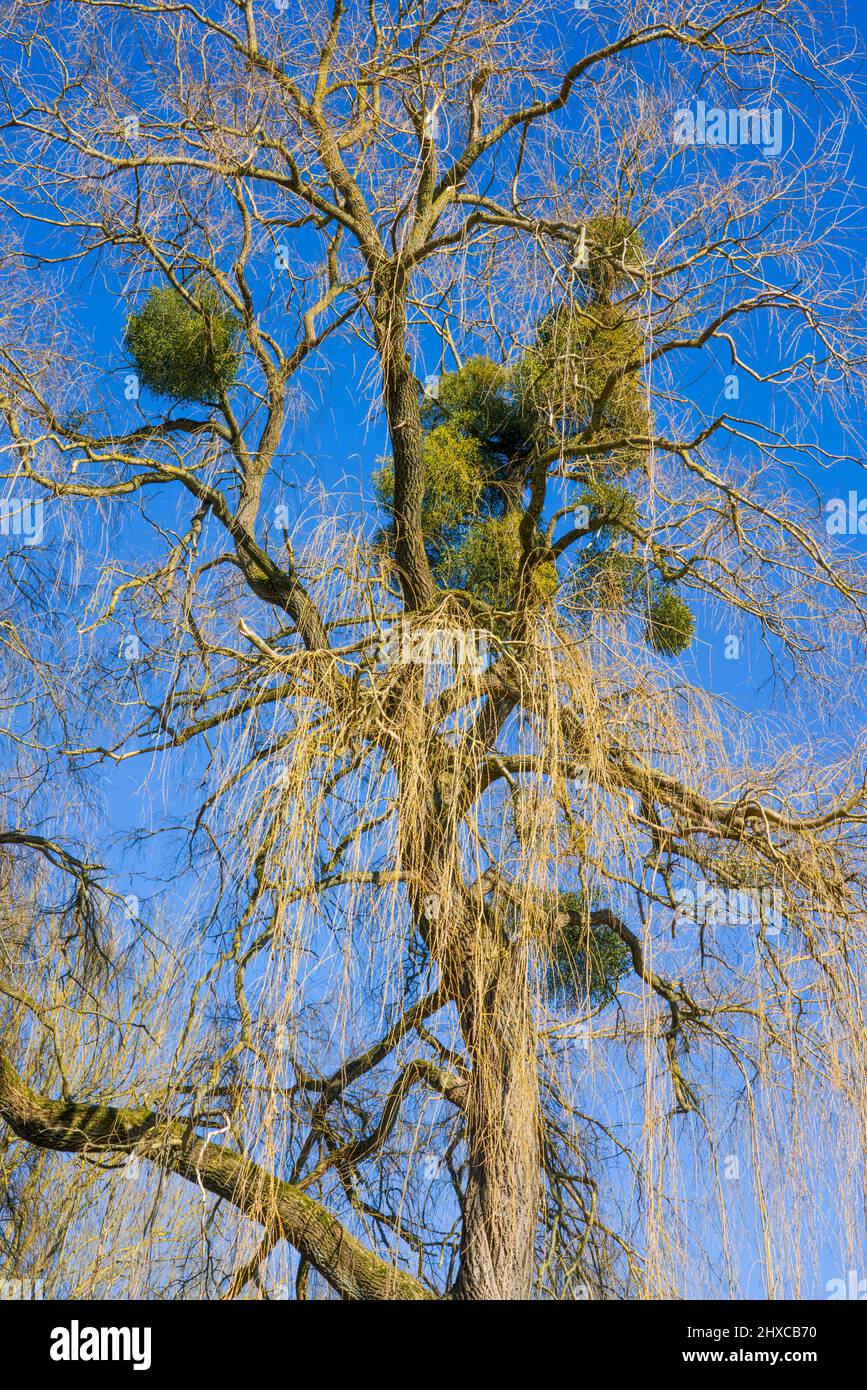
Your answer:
0,0 -> 865,1302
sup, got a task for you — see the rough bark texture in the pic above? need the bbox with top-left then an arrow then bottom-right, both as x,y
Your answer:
455,941 -> 541,1299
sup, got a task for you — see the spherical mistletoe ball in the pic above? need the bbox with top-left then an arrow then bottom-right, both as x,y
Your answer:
645,585 -> 695,656
547,893 -> 632,1007
124,281 -> 243,405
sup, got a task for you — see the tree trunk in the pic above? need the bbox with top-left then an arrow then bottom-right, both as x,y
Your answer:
455,938 -> 541,1300
373,275 -> 437,613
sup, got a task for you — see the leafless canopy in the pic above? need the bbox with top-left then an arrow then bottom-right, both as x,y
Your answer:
0,0 -> 865,1300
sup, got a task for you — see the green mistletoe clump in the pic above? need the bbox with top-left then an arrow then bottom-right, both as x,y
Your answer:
547,893 -> 633,1007
125,280 -> 243,405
